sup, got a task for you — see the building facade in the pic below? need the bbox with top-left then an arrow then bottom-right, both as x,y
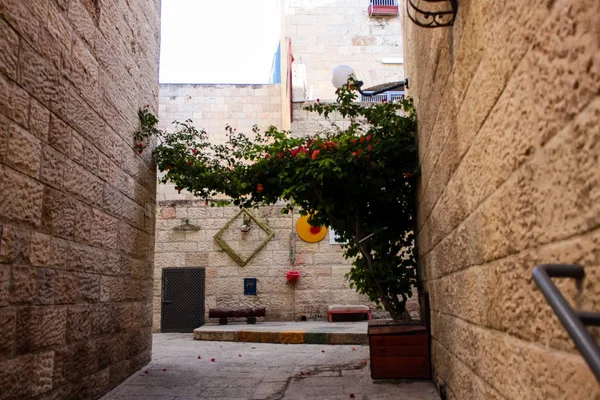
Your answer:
152,0 -> 409,330
0,0 -> 159,398
405,0 -> 600,398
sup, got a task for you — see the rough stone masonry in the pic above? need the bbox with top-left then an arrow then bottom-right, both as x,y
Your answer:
0,1 -> 160,399
404,0 -> 600,398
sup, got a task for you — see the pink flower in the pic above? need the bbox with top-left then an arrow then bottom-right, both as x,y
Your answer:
366,135 -> 372,141
367,145 -> 372,151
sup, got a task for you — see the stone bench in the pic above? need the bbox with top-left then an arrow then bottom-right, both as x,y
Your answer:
208,307 -> 266,325
327,305 -> 372,322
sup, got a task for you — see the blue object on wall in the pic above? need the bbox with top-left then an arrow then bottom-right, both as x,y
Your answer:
244,278 -> 257,295
269,42 -> 282,84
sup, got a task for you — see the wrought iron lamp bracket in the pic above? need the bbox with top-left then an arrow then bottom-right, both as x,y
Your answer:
407,0 -> 458,28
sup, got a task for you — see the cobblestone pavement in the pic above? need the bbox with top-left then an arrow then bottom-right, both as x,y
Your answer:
102,333 -> 439,400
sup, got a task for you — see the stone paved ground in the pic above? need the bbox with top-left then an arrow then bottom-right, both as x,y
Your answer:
102,334 -> 439,400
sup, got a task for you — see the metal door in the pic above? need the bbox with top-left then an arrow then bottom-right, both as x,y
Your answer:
161,267 -> 205,332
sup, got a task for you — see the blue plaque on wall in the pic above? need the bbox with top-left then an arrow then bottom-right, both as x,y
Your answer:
244,278 -> 257,295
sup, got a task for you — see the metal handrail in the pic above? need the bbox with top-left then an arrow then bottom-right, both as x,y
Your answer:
532,264 -> 600,381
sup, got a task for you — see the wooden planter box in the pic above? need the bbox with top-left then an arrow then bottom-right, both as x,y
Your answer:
368,320 -> 431,380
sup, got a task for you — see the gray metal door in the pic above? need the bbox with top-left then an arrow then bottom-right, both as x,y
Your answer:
161,267 -> 205,332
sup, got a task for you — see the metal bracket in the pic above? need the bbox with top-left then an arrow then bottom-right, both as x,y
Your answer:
406,0 -> 458,28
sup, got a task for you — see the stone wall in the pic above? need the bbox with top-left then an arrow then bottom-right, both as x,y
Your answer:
0,1 -> 159,399
153,200 -> 399,331
285,0 -> 404,101
404,0 -> 599,398
157,84 -> 282,201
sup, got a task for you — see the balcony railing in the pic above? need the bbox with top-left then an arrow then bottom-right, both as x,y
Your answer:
368,0 -> 399,16
360,91 -> 404,103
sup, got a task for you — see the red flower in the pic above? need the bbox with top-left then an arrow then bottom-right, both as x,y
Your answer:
352,139 -> 358,144
192,149 -> 197,155
360,137 -> 365,143
257,183 -> 264,193
307,371 -> 311,375
137,143 -> 143,148
211,358 -> 215,362
279,152 -> 284,158
357,150 -> 363,155
265,154 -> 270,159
352,152 -> 358,157
367,145 -> 372,151
291,149 -> 299,157
366,135 -> 372,141
321,350 -> 325,353
238,354 -> 242,357
350,394 -> 355,398
311,150 -> 320,160
382,98 -> 387,103
316,98 -> 320,102
198,355 -> 202,359
163,368 -> 167,372
144,370 -> 149,374
300,372 -> 304,375
137,150 -> 143,154
352,347 -> 356,351
167,165 -> 172,170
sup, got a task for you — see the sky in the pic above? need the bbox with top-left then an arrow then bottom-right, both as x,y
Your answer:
159,0 -> 281,84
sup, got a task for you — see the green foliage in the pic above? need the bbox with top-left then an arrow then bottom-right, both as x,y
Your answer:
137,85 -> 419,321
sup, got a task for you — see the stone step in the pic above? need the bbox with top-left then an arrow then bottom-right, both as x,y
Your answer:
193,321 -> 369,345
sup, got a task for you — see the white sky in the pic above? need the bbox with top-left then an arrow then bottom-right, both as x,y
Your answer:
159,0 -> 281,84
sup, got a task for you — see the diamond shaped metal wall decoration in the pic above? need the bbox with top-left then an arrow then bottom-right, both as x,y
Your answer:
213,209 -> 274,267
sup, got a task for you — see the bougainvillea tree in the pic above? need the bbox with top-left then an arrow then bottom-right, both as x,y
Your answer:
136,84 -> 419,321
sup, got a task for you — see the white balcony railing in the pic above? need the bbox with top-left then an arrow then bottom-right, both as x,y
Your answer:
370,0 -> 399,7
360,91 -> 404,103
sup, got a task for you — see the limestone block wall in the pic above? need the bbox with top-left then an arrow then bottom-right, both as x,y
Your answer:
285,0 -> 404,101
0,1 -> 159,399
291,101 -> 350,137
157,84 -> 282,201
153,201 -> 400,331
404,0 -> 599,398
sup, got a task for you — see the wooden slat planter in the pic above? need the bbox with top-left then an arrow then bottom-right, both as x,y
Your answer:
368,320 -> 431,380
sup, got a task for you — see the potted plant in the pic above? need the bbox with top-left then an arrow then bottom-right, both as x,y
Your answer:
136,83 -> 429,379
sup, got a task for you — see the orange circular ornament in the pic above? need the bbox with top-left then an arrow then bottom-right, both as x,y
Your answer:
296,215 -> 328,243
